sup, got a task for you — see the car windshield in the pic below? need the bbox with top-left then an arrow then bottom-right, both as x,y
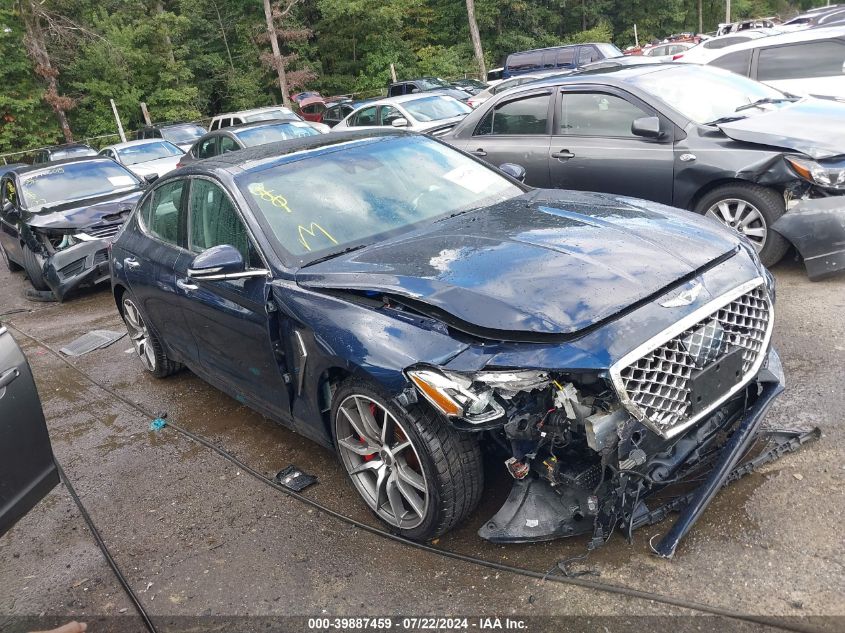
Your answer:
161,124 -> 206,144
51,147 -> 97,160
403,96 -> 471,122
243,109 -> 299,123
627,65 -> 790,124
117,141 -> 183,165
416,78 -> 451,90
236,135 -> 521,263
19,161 -> 139,210
234,122 -> 319,146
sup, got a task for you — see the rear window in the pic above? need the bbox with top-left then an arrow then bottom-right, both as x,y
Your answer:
704,36 -> 748,50
234,122 -> 318,146
507,51 -> 542,72
757,40 -> 845,81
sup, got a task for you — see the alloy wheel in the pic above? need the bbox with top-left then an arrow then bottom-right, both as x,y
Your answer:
705,198 -> 767,252
336,395 -> 430,529
122,298 -> 156,372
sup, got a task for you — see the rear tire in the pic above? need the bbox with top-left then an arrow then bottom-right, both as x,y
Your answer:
694,182 -> 789,267
331,378 -> 484,541
22,246 -> 49,291
120,295 -> 182,378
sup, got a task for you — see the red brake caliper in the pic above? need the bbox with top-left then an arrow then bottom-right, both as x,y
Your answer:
359,403 -> 378,462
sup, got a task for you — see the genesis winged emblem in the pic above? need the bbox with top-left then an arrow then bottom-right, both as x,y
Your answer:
660,281 -> 703,308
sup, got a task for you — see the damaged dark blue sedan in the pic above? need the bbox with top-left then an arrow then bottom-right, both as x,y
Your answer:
110,130 -> 813,556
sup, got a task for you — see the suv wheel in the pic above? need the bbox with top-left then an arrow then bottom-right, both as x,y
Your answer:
120,295 -> 182,378
332,379 -> 484,540
695,183 -> 789,267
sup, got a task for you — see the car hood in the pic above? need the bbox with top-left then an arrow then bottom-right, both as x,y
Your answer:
25,189 -> 143,230
127,156 -> 181,178
718,99 -> 845,159
296,191 -> 741,337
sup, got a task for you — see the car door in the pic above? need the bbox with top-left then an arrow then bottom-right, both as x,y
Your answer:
0,324 -> 59,538
179,177 -> 289,420
465,90 -> 553,187
121,180 -> 199,364
549,86 -> 674,204
378,105 -> 404,126
0,176 -> 23,265
197,135 -> 219,160
347,105 -> 379,130
218,135 -> 240,154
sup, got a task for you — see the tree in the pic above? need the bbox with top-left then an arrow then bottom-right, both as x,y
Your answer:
261,0 -> 315,107
465,0 -> 486,79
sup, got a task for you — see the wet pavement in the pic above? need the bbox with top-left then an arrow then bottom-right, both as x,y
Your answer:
0,258 -> 843,630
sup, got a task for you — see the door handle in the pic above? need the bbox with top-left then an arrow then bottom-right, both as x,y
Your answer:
0,368 -> 19,390
551,149 -> 575,160
469,148 -> 487,157
176,278 -> 198,291
124,257 -> 140,270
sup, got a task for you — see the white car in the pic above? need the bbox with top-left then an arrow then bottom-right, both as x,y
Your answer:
332,94 -> 471,135
675,29 -> 780,63
707,26 -> 845,99
209,106 -> 330,134
641,41 -> 696,61
98,139 -> 183,179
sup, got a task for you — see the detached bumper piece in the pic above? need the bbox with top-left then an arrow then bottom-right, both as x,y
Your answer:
772,197 -> 845,280
43,238 -> 111,301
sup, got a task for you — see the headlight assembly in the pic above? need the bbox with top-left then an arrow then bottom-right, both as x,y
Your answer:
406,366 -> 550,425
786,156 -> 845,190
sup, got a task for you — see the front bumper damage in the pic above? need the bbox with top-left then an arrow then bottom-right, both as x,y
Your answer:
477,348 -> 819,556
42,238 -> 112,302
773,196 -> 845,280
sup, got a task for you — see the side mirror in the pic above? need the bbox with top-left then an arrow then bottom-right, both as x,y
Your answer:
391,117 -> 410,128
5,207 -> 20,223
499,163 -> 527,183
143,174 -> 159,185
187,244 -> 244,279
631,116 -> 664,139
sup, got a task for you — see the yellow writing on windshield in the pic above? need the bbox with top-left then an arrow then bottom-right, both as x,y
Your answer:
298,223 -> 338,252
251,183 -> 292,214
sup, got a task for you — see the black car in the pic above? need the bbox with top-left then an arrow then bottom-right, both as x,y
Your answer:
0,322 -> 59,538
449,78 -> 488,95
136,122 -> 207,153
179,120 -> 321,167
323,100 -> 376,128
110,129 -> 796,554
440,63 -> 845,278
0,157 -> 146,299
387,78 -> 472,101
32,143 -> 98,164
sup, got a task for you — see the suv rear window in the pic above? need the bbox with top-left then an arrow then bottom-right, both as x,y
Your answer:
507,51 -> 542,72
757,40 -> 845,80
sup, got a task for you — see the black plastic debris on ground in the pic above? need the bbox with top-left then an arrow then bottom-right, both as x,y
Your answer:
274,465 -> 318,492
60,330 -> 127,356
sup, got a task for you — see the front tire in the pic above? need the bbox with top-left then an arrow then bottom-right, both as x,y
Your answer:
120,295 -> 182,378
332,379 -> 484,540
22,246 -> 49,291
694,183 -> 789,267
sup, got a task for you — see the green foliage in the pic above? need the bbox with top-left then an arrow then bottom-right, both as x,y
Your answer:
4,0 -> 809,153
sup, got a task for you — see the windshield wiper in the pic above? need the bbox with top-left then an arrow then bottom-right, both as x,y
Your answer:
300,243 -> 370,267
704,114 -> 748,126
734,96 -> 799,113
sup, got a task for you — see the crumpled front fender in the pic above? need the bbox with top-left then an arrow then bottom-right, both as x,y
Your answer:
772,197 -> 845,280
43,238 -> 111,301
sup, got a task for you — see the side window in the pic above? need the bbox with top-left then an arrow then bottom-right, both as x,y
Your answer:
219,117 -> 232,129
350,106 -> 377,126
508,51 -> 541,73
556,47 -> 576,67
219,136 -> 239,154
136,193 -> 152,229
147,180 -> 184,245
210,119 -> 220,131
379,106 -> 402,125
198,137 -> 218,159
541,50 -> 557,69
188,179 -> 259,267
475,94 -> 550,136
758,41 -> 845,80
710,50 -> 752,76
560,92 -> 648,137
577,46 -> 598,65
1,178 -> 17,210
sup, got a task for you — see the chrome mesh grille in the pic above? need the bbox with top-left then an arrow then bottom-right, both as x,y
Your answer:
82,224 -> 121,240
617,284 -> 771,435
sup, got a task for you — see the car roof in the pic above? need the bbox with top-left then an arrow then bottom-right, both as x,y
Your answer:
187,129 -> 410,176
298,96 -> 325,107
44,143 -> 94,152
14,156 -> 117,176
220,120 -> 310,134
508,43 -> 600,55
709,24 -> 845,54
143,121 -> 201,129
358,93 -> 461,107
102,138 -> 177,151
211,106 -> 294,119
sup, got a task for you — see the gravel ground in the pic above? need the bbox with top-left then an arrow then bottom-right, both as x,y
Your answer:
0,257 -> 842,632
